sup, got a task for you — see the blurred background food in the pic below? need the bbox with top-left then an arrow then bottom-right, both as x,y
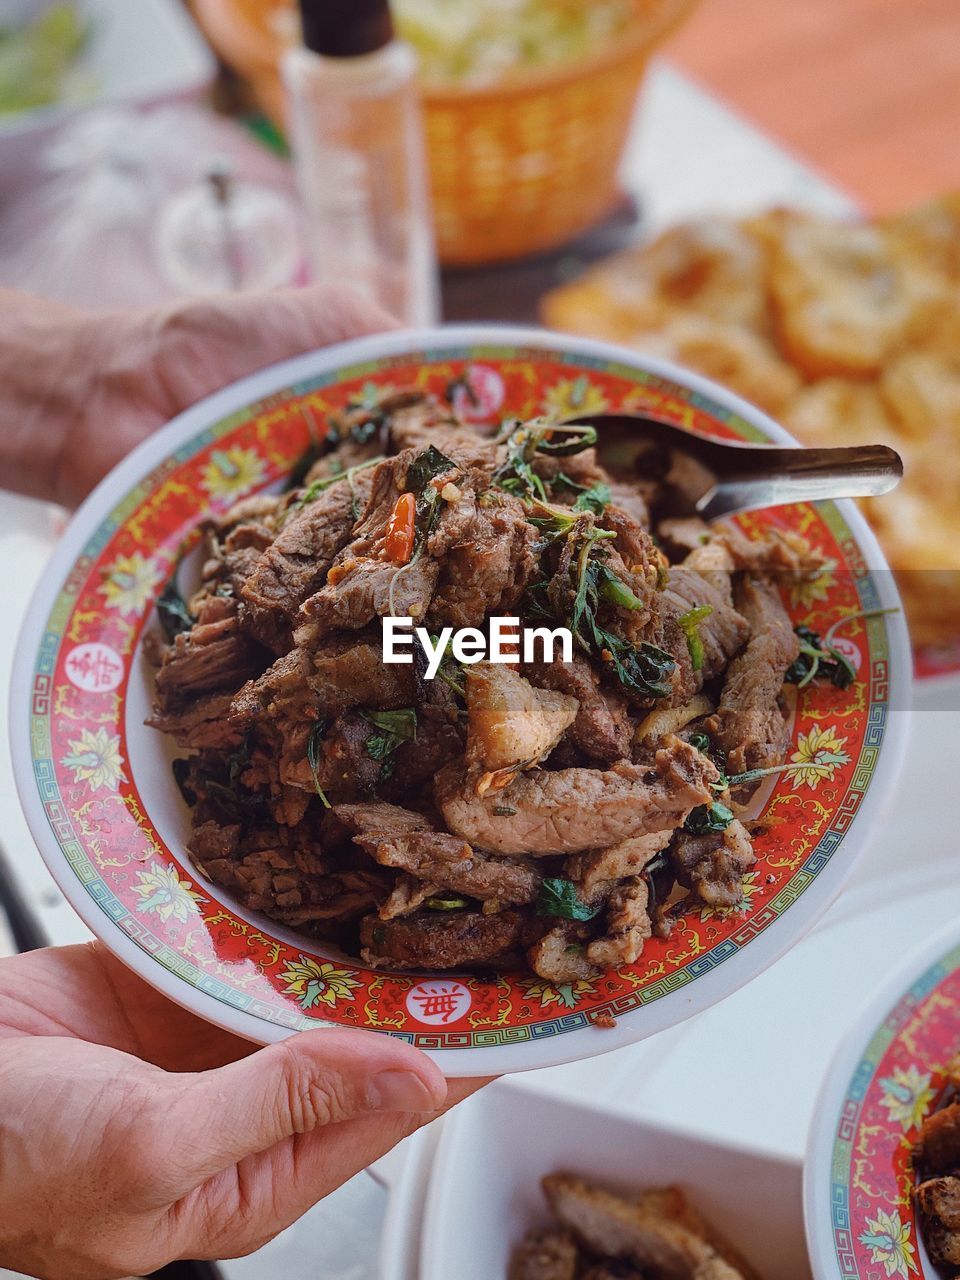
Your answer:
192,0 -> 694,264
542,200 -> 960,648
0,1 -> 87,114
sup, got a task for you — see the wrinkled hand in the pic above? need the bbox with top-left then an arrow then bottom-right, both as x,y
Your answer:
2,285 -> 395,508
0,942 -> 480,1279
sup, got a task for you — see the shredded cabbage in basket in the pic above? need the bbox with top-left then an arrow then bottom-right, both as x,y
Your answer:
0,2 -> 87,115
394,0 -> 635,86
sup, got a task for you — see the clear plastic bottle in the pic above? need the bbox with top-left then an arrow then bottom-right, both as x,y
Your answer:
282,0 -> 439,326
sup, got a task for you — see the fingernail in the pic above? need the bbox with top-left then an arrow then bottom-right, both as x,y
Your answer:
369,1069 -> 443,1113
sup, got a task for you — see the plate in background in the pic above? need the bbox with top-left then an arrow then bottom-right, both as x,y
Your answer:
806,922 -> 960,1279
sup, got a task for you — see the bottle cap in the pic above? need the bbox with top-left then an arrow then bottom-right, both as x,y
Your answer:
298,0 -> 395,58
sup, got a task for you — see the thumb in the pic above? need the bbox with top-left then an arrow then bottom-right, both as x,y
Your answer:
156,1028 -> 446,1198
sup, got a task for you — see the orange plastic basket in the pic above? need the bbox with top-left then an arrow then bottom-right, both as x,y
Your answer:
191,0 -> 696,265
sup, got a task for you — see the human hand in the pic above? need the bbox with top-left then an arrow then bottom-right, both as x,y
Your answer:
0,941 -> 482,1279
0,285 -> 395,508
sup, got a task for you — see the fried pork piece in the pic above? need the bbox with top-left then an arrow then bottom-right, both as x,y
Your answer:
669,818 -> 755,909
768,219 -> 947,378
707,575 -> 799,779
916,1177 -> 960,1272
917,1102 -> 960,1174
512,1174 -> 759,1280
335,801 -> 541,908
466,662 -> 579,775
359,906 -> 523,968
524,653 -> 634,764
437,737 -> 718,857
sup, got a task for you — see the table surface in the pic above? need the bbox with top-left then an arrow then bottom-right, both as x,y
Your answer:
669,0 -> 960,214
1,61 -> 956,1280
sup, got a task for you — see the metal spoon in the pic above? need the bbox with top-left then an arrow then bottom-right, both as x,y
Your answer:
563,412 -> 903,521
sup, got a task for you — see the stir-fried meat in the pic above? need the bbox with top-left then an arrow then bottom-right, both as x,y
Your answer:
917,1102 -> 960,1173
149,384 -> 823,977
371,831 -> 540,905
524,654 -> 634,763
154,598 -> 265,710
708,575 -> 799,777
438,738 -> 718,857
336,802 -> 539,904
527,922 -> 598,984
916,1178 -> 960,1272
240,474 -> 374,651
657,569 -> 750,704
428,490 -> 539,627
566,830 -> 673,900
147,691 -> 244,751
915,1082 -> 960,1271
586,876 -> 652,968
542,1176 -> 755,1280
360,907 -> 523,968
309,640 -> 416,714
466,662 -> 579,775
670,818 -> 756,908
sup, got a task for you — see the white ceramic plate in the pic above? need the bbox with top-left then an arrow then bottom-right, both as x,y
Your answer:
10,325 -> 911,1074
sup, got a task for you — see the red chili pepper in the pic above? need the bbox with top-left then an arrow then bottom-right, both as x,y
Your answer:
384,491 -> 416,564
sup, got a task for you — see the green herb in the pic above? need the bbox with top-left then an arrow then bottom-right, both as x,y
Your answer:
405,446 -> 457,554
785,625 -> 856,690
306,721 -> 331,809
677,605 -> 713,673
491,421 -> 597,502
553,473 -> 611,515
598,634 -> 676,702
535,422 -> 598,456
406,445 -> 456,494
157,579 -> 194,642
372,925 -> 386,948
284,440 -> 323,491
363,708 -> 418,781
171,757 -> 195,805
187,739 -> 267,823
425,896 -> 468,911
688,731 -> 711,755
572,482 -> 611,515
493,804 -> 518,816
525,516 -> 675,701
683,801 -> 734,835
597,565 -> 644,611
491,422 -> 549,502
536,877 -> 601,922
349,415 -> 382,445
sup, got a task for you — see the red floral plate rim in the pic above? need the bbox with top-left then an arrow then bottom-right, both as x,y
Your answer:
805,923 -> 960,1279
10,326 -> 912,1075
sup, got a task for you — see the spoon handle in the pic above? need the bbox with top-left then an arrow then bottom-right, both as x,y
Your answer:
696,443 -> 903,520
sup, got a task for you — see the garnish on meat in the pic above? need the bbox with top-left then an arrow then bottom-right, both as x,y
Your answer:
147,386 -> 846,981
